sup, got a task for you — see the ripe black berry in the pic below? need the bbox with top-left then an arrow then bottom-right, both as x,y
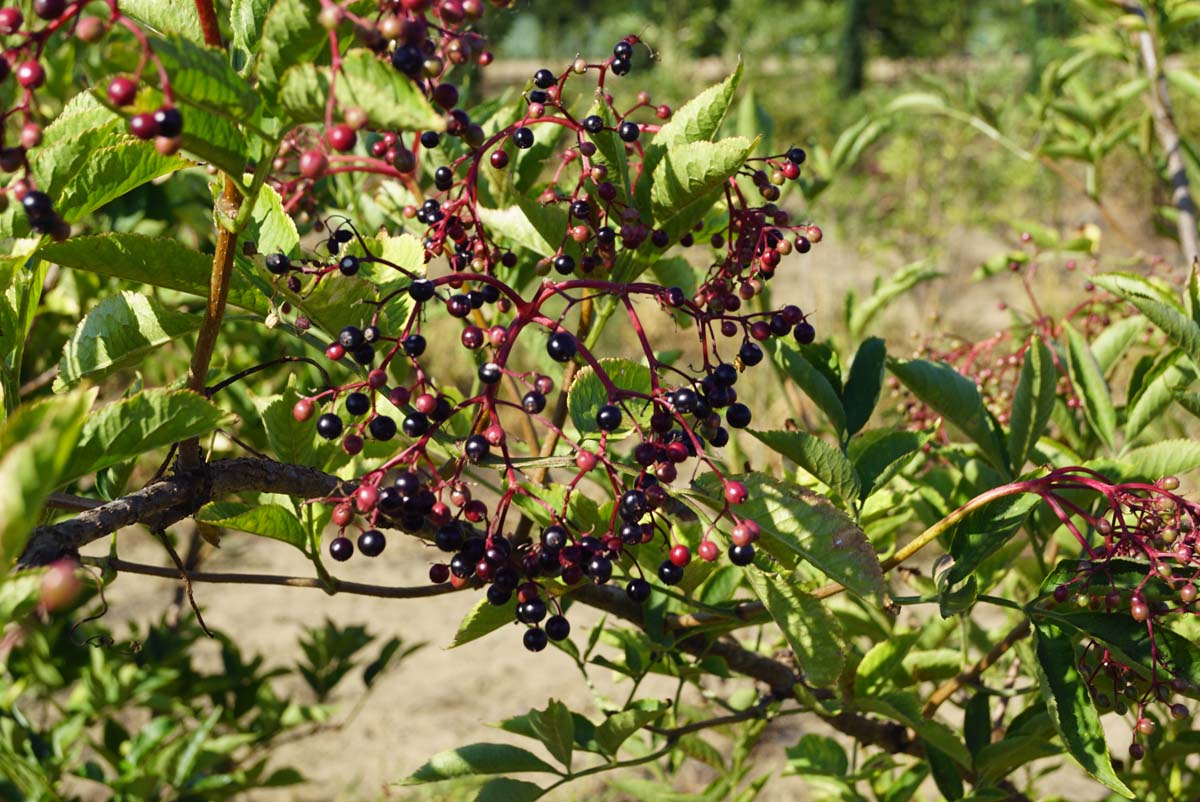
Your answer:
596,404 -> 622,431
619,489 -> 647,521
392,44 -> 423,77
345,392 -> 371,416
435,523 -> 464,552
786,147 -> 807,165
464,434 -> 490,462
729,543 -> 756,566
542,525 -> 567,551
726,403 -> 752,429
528,89 -> 548,104
478,362 -> 502,384
363,325 -> 381,343
402,412 -> 430,437
546,332 -> 576,362
522,391 -> 546,414
712,363 -> 738,387
552,254 -> 575,274
627,578 -> 652,602
449,553 -> 475,578
338,255 -> 360,275
420,131 -> 441,149
658,560 -> 684,585
408,278 -> 436,302
709,427 -> 730,448
596,226 -> 616,245
330,536 -> 354,561
512,127 -> 534,149
587,556 -> 613,583
338,325 -> 364,349
351,344 -> 375,365
582,115 -> 604,134
266,253 -> 290,274
434,166 -> 453,190
570,200 -> 591,219
153,106 -> 184,138
533,68 -> 556,88
523,628 -> 548,652
21,190 -> 52,219
316,413 -> 343,440
518,598 -> 547,624
358,529 -> 386,557
613,40 -> 633,60
793,321 -> 816,345
618,121 -> 639,142
487,584 -> 512,606
403,333 -> 427,357
545,615 -> 570,641
739,342 -> 764,366
672,388 -> 698,413
369,415 -> 397,440
610,57 -> 631,76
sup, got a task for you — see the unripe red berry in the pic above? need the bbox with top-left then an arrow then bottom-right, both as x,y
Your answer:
332,503 -> 354,526
326,343 -> 345,361
669,544 -> 691,567
299,149 -> 327,178
1131,599 -> 1150,622
656,104 -> 671,119
575,450 -> 597,472
414,393 -> 436,414
16,61 -> 45,89
0,7 -> 22,34
724,480 -> 748,505
19,122 -> 41,149
75,14 -> 104,42
128,112 -> 158,140
33,0 -> 66,19
326,124 -> 356,152
342,434 -> 363,455
355,484 -> 380,512
484,423 -> 504,446
39,559 -> 81,612
697,540 -> 719,562
293,398 -> 314,421
368,369 -> 388,389
155,136 -> 181,156
107,76 -> 137,106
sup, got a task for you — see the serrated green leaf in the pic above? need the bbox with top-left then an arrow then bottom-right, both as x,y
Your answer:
526,700 -> 574,770
246,182 -> 299,257
1091,315 -> 1147,374
657,60 -> 743,149
151,35 -> 260,117
595,700 -> 669,757
1065,323 -> 1116,450
196,502 -> 308,551
650,138 -> 753,242
403,743 -> 557,784
231,0 -> 274,66
118,0 -> 205,42
567,358 -> 653,439
451,595 -> 516,648
784,734 -> 847,776
1008,336 -> 1058,469
1126,351 -> 1195,442
63,389 -> 226,484
1093,272 -> 1200,366
974,735 -> 1061,786
38,233 -> 266,313
744,570 -> 844,686
770,341 -> 846,436
856,692 -> 971,766
259,388 -> 337,469
749,429 -> 860,507
947,492 -> 1040,586
889,357 -> 1008,473
693,472 -> 884,600
1032,622 -> 1133,797
55,292 -> 201,390
1088,439 -> 1200,482
849,428 -> 933,500
855,632 -> 920,696
255,0 -> 327,97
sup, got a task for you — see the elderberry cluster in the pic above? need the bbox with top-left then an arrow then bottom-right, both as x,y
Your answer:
260,22 -> 824,649
0,1 -> 186,238
1038,471 -> 1200,758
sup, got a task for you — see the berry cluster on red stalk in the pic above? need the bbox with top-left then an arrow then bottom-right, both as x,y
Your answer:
1030,469 -> 1199,757
269,28 -> 819,649
0,0 -> 182,239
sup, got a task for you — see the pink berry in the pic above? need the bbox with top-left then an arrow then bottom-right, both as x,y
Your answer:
355,484 -> 379,512
367,369 -> 388,388
128,112 -> 158,140
325,343 -> 345,361
332,504 -> 354,526
0,7 -> 21,34
107,76 -> 137,106
669,544 -> 691,567
292,398 -> 314,421
16,61 -> 45,89
299,149 -> 327,178
575,450 -> 597,472
697,540 -> 719,562
39,559 -> 81,612
326,124 -> 356,152
724,480 -> 748,505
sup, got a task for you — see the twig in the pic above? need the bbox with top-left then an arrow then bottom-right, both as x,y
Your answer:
922,619 -> 1032,716
154,529 -> 212,637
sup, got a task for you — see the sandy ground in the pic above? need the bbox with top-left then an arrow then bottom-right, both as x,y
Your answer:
73,230 -> 1145,802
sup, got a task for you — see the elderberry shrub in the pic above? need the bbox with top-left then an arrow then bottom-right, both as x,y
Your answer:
266,31 -> 820,651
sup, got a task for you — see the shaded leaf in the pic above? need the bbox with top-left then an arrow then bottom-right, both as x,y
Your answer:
843,337 -> 886,436
1008,336 -> 1058,468
749,429 -> 860,507
403,743 -> 556,784
744,570 -> 844,686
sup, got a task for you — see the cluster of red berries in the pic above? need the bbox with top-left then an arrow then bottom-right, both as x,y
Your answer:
265,17 -> 820,647
0,1 -> 184,239
1039,471 -> 1199,757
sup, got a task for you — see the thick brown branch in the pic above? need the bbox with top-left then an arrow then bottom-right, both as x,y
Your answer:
20,458 -> 349,567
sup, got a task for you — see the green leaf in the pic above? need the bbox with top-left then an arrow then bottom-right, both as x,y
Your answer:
693,472 -> 885,600
55,292 -> 200,390
118,0 -> 205,42
1008,336 -> 1058,469
451,595 -> 516,648
63,389 -> 226,484
843,337 -> 886,436
784,734 -> 848,776
403,744 -> 557,784
259,388 -> 336,469
847,262 -> 944,339
196,502 -> 308,551
744,570 -> 844,686
889,357 -> 1008,473
656,60 -> 743,149
37,233 -> 266,313
650,138 -> 754,242
151,35 -> 260,117
0,390 -> 92,569
947,493 -> 1040,586
848,428 -> 932,500
247,183 -> 300,257
1091,315 -> 1147,373
584,99 -> 632,204
749,429 -> 860,506
1092,272 -> 1200,366
527,700 -> 575,769
0,571 -> 45,623
975,735 -> 1061,786
476,204 -> 561,255
1032,622 -> 1133,797
173,707 -> 222,786
255,0 -> 327,97
567,358 -> 653,439
1088,439 -> 1200,482
856,692 -> 971,767
595,699 -> 669,757
475,778 -> 546,802
855,631 -> 920,696
278,50 -> 444,132
770,341 -> 846,435
231,0 -> 274,65
1064,323 -> 1116,450
1125,351 -> 1195,442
